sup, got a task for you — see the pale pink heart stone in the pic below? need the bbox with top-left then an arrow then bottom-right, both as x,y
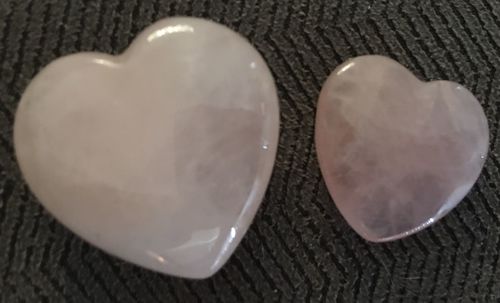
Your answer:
14,17 -> 279,278
315,55 -> 489,242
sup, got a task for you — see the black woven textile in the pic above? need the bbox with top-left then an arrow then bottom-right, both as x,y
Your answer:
1,0 -> 500,302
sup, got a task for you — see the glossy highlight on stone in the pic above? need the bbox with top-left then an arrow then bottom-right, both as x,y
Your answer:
315,55 -> 489,242
14,17 -> 279,278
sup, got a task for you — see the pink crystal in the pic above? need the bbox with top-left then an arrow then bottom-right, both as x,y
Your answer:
14,17 -> 279,278
315,55 -> 489,242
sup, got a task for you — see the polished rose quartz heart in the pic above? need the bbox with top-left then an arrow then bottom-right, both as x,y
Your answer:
315,55 -> 489,242
14,17 -> 279,278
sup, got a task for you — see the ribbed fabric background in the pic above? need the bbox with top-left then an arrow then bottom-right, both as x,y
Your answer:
1,0 -> 500,302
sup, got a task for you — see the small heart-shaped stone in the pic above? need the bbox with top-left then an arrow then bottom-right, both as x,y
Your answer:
315,55 -> 488,242
14,17 -> 279,278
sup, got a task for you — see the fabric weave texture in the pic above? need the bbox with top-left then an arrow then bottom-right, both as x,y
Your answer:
1,0 -> 500,302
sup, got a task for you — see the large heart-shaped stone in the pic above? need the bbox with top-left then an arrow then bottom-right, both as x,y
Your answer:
14,17 -> 279,278
315,55 -> 488,242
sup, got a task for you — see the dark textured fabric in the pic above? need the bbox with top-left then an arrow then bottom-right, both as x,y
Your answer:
1,0 -> 500,302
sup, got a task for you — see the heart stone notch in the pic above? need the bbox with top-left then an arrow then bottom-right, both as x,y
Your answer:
315,55 -> 489,242
14,17 -> 280,278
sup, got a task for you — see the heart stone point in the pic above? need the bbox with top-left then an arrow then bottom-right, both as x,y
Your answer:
14,17 -> 279,278
315,55 -> 489,242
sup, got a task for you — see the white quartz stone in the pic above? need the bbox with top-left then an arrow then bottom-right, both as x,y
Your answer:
315,55 -> 489,242
14,17 -> 279,278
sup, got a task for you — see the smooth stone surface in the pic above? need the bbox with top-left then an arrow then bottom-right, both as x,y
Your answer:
14,17 -> 279,278
315,55 -> 489,242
